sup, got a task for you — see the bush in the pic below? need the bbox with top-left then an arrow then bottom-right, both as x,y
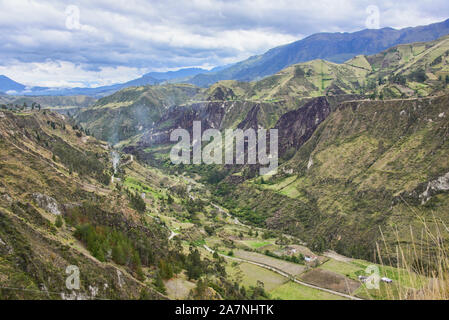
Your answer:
153,272 -> 166,294
128,190 -> 146,213
410,69 -> 427,82
55,215 -> 63,228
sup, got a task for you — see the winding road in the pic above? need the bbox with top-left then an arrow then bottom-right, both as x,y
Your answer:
177,179 -> 363,300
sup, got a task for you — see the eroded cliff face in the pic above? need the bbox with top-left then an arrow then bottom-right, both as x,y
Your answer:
133,95 -> 358,163
136,102 -> 229,147
275,97 -> 331,156
220,94 -> 449,259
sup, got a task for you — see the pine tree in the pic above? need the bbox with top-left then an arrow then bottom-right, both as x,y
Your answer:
153,272 -> 166,294
55,215 -> 63,228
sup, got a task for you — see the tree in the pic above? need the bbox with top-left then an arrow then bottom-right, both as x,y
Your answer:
159,259 -> 173,280
129,191 -> 146,213
55,215 -> 63,228
204,225 -> 214,236
139,289 -> 152,300
186,249 -> 203,280
153,272 -> 166,294
112,243 -> 126,265
132,252 -> 144,280
191,278 -> 207,299
410,69 -> 427,82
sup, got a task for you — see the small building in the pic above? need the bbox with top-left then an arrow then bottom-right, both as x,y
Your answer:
358,275 -> 368,282
381,277 -> 393,283
304,255 -> 317,262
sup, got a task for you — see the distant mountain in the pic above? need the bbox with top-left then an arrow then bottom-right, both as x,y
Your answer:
0,75 -> 26,93
0,68 -> 212,97
4,19 -> 449,95
81,33 -> 449,145
0,74 -> 162,98
187,18 -> 449,87
145,68 -> 209,80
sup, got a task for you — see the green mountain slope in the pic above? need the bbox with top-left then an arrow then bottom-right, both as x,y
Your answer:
0,109 -> 204,299
76,35 -> 449,148
218,94 -> 449,259
218,35 -> 449,101
75,84 -> 202,143
186,19 -> 449,87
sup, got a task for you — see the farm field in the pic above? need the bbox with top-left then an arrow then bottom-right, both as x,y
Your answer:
270,281 -> 347,300
226,262 -> 288,291
299,268 -> 360,294
234,250 -> 307,276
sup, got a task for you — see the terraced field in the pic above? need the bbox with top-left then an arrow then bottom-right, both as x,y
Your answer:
234,250 -> 306,276
270,282 -> 347,300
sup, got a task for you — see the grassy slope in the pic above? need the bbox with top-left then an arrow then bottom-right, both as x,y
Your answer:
0,110 -> 175,299
76,35 -> 449,149
75,84 -> 202,142
222,94 -> 449,260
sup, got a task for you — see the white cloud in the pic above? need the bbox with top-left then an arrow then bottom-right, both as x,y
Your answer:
0,0 -> 448,87
0,60 -> 147,88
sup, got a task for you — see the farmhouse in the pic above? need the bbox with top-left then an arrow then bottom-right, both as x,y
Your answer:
381,277 -> 393,283
358,275 -> 368,282
304,255 -> 317,262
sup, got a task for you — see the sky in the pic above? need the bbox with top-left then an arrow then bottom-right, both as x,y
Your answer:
0,0 -> 448,88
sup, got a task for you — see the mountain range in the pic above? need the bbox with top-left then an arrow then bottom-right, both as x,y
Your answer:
70,33 -> 449,263
0,67 -> 223,98
2,18 -> 449,97
186,18 -> 449,86
2,18 -> 449,301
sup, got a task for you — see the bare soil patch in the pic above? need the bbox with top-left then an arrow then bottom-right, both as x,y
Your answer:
300,268 -> 360,295
235,250 -> 306,276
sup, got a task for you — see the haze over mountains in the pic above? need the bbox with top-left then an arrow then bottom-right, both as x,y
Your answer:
0,67 -> 228,98
2,18 -> 449,97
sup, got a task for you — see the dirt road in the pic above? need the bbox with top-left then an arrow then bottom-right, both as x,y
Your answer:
203,245 -> 362,300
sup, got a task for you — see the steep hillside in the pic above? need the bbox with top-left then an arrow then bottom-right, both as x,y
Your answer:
0,109 -> 191,299
217,35 -> 449,101
72,36 -> 449,264
1,109 -> 323,300
187,19 -> 449,87
218,95 -> 449,259
75,84 -> 202,143
101,35 -> 449,155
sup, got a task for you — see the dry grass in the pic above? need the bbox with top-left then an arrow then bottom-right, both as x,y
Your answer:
374,206 -> 448,300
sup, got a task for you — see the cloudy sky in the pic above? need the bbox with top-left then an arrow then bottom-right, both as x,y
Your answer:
0,0 -> 448,88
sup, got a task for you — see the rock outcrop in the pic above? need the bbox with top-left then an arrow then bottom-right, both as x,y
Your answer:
32,193 -> 61,215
